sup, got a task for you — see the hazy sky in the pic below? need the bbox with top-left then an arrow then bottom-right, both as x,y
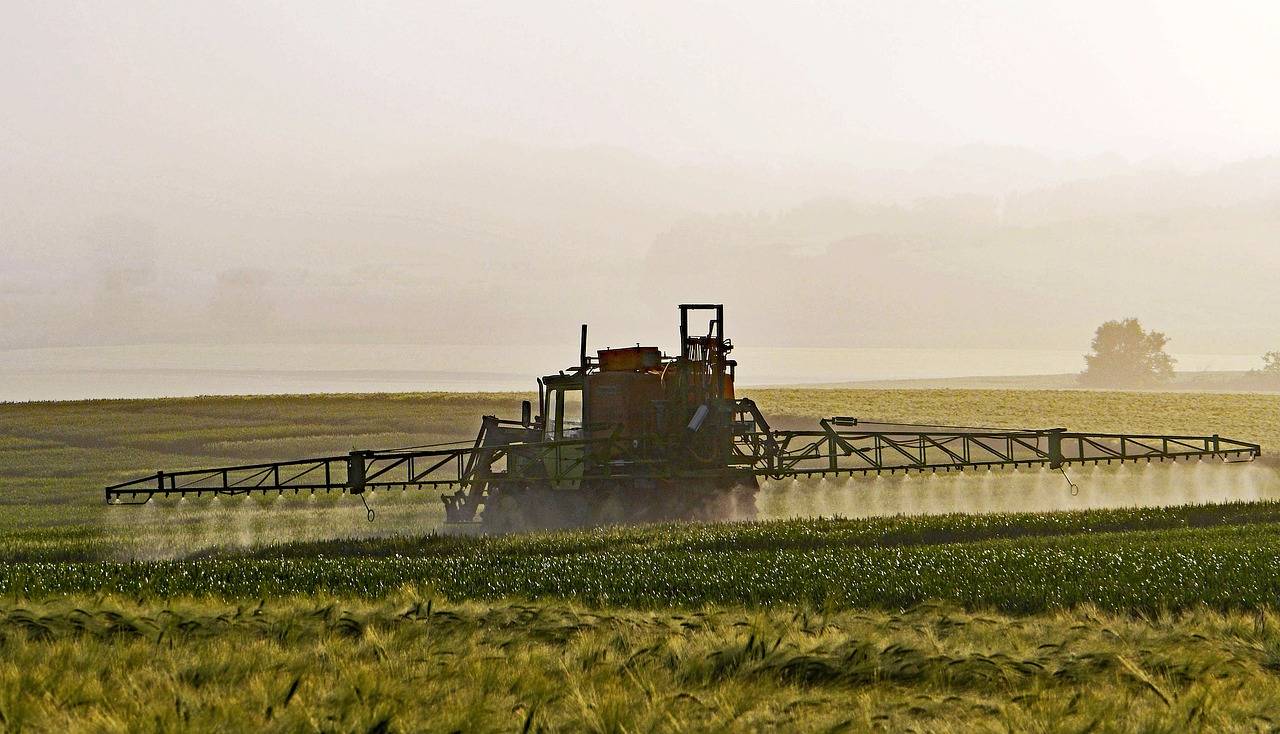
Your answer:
3,1 -> 1280,359
438,0 -> 1280,161
8,1 -> 1280,164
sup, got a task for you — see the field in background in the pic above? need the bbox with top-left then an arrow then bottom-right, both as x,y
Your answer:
2,388 -> 1278,559
3,388 -> 1279,529
813,370 -> 1280,391
4,388 -> 1280,730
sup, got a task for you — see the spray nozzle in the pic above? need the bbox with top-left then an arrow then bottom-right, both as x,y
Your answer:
1058,466 -> 1080,496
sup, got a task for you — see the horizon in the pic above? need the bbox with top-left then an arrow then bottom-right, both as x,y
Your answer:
0,339 -> 1267,402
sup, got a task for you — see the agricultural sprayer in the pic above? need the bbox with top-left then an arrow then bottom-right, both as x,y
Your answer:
105,304 -> 1262,531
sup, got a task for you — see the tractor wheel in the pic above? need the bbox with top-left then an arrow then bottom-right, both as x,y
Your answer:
660,477 -> 759,524
685,483 -> 757,523
481,484 -> 582,534
590,487 -> 628,526
480,491 -> 525,534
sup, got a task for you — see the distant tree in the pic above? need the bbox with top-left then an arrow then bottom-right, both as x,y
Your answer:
1242,350 -> 1280,389
1263,351 -> 1280,374
1079,318 -> 1176,388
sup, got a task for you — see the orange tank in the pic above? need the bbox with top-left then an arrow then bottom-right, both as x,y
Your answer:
597,346 -> 661,372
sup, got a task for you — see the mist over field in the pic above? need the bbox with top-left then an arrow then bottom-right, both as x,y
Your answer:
4,1 -> 1279,361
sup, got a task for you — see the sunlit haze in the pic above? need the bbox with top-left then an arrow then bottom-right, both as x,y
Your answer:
4,0 -> 1280,397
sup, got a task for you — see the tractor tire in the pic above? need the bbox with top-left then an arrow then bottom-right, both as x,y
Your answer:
480,475 -> 759,534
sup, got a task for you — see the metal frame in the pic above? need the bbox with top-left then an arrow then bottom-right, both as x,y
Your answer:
100,301 -> 1267,529
105,420 -> 1261,505
744,427 -> 1259,480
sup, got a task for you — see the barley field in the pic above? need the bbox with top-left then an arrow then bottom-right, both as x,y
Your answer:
6,595 -> 1280,732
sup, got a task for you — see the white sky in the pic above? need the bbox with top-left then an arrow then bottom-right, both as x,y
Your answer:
3,0 -> 1280,360
7,1 -> 1280,164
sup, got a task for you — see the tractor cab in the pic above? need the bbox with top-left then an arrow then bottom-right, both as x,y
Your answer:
540,373 -> 584,441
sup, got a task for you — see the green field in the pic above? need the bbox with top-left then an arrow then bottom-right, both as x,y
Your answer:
3,389 -> 1280,731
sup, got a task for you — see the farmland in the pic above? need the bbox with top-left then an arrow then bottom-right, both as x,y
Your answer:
3,389 -> 1280,730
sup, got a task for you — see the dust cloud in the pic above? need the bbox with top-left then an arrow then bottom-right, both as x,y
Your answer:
100,459 -> 1280,559
103,490 -> 446,561
755,459 -> 1280,520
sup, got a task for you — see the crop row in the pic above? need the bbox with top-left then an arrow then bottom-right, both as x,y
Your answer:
5,498 -> 1279,564
4,522 -> 1280,612
238,500 -> 1280,561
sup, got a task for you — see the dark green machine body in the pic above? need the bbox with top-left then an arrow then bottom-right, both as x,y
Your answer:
441,305 -> 761,531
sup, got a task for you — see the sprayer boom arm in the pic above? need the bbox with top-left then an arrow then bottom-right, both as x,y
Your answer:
104,422 -> 1260,504
100,304 -> 1267,530
745,424 -> 1259,480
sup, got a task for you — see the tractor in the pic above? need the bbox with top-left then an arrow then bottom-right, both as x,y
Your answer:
106,304 -> 1263,532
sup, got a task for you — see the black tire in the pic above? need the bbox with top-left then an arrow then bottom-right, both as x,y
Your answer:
481,475 -> 760,533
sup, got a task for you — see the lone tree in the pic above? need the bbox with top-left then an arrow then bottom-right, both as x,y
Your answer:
1246,351 -> 1280,388
1079,318 -> 1176,388
1263,351 -> 1280,374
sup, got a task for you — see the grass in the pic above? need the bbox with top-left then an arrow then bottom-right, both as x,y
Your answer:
4,388 -> 1280,730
